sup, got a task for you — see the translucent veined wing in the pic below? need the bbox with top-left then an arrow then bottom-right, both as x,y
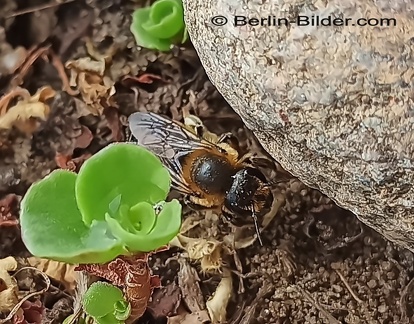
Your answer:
128,112 -> 213,194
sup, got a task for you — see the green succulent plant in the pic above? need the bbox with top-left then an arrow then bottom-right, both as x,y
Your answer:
130,0 -> 188,51
82,282 -> 131,324
20,143 -> 182,264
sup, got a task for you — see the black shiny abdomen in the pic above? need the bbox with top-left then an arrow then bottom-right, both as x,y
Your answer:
191,153 -> 237,194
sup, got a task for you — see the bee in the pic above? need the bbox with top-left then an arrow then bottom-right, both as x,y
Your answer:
128,111 -> 274,245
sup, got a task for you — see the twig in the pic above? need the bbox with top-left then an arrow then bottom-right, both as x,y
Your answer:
50,51 -> 79,96
9,45 -> 51,89
334,269 -> 364,304
0,267 -> 51,323
5,0 -> 76,19
296,286 -> 341,324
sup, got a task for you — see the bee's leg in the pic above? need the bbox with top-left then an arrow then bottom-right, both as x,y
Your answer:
182,111 -> 204,136
221,207 -> 234,223
183,194 -> 216,211
237,152 -> 258,165
217,132 -> 241,152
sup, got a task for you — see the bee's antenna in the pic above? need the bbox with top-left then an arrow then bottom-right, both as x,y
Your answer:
251,204 -> 263,246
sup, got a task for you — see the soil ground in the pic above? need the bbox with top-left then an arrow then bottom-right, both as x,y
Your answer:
1,1 -> 414,324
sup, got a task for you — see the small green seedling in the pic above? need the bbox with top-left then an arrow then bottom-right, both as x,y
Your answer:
82,282 -> 131,324
130,0 -> 188,51
20,143 -> 182,264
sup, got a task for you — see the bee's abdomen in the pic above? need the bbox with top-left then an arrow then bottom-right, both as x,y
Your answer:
191,152 -> 236,194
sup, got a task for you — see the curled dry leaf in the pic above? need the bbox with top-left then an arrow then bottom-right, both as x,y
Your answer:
205,269 -> 232,324
26,257 -> 77,291
147,283 -> 181,319
65,56 -> 116,116
55,153 -> 92,172
167,306 -> 210,324
0,256 -> 19,312
0,86 -> 55,134
170,235 -> 223,274
75,253 -> 160,323
177,257 -> 205,313
122,73 -> 164,85
12,300 -> 44,324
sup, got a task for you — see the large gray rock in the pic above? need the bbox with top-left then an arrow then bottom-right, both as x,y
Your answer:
183,0 -> 414,250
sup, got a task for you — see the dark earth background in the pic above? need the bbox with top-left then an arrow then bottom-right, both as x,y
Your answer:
1,1 -> 414,323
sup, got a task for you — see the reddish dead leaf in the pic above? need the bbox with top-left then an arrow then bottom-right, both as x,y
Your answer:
103,107 -> 123,141
54,125 -> 93,171
50,52 -> 79,96
0,194 -> 20,227
147,282 -> 181,319
74,125 -> 93,149
122,73 -> 163,85
13,300 -> 44,324
76,253 -> 161,322
55,153 -> 91,172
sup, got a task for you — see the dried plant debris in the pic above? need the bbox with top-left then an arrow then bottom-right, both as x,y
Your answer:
25,257 -> 77,291
0,256 -> 19,313
0,194 -> 20,227
65,43 -> 117,115
147,282 -> 181,319
176,257 -> 206,313
13,300 -> 44,324
206,269 -> 232,323
0,86 -> 55,134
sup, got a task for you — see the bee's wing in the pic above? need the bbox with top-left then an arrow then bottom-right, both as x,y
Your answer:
128,112 -> 212,195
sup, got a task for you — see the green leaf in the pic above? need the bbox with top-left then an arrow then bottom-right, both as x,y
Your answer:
82,282 -> 126,318
20,170 -> 124,264
114,300 -> 131,321
130,0 -> 187,52
105,199 -> 182,251
76,143 -> 170,226
143,0 -> 184,38
20,142 -> 181,264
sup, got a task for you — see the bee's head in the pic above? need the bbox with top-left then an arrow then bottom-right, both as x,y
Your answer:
222,167 -> 274,245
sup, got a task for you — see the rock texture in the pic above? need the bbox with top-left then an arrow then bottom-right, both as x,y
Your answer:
183,0 -> 414,250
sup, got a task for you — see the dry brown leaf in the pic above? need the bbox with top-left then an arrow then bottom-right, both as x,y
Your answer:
12,300 -> 44,324
0,86 -> 55,133
170,236 -> 223,274
177,258 -> 205,313
0,256 -> 19,312
26,257 -> 76,291
0,194 -> 20,227
65,56 -> 116,116
206,269 -> 232,323
147,283 -> 181,319
75,253 -> 160,323
167,308 -> 210,324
